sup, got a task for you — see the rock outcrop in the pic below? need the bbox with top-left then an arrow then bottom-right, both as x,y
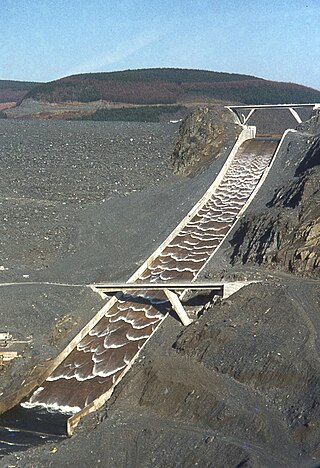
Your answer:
297,109 -> 320,135
230,115 -> 320,278
171,106 -> 241,176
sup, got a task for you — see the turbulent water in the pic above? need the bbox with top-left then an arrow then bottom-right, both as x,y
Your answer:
23,138 -> 278,413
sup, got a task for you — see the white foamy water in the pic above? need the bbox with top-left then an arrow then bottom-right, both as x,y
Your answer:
25,139 -> 278,413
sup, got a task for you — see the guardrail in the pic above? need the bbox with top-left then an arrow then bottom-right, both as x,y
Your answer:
226,103 -> 320,125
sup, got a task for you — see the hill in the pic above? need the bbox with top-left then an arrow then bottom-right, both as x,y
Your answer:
0,80 -> 40,103
22,68 -> 320,106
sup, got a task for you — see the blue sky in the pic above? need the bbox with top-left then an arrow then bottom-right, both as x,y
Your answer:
1,0 -> 319,89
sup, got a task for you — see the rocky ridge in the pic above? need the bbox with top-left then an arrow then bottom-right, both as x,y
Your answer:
171,106 -> 241,176
230,112 -> 320,278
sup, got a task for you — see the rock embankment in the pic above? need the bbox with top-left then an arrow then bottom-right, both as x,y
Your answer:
230,112 -> 320,278
173,281 -> 320,462
171,106 -> 241,176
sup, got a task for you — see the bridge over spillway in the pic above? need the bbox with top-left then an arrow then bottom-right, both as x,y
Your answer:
0,103 -> 319,443
226,102 -> 319,125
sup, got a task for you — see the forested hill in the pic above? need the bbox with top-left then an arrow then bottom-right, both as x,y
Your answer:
21,68 -> 320,105
0,80 -> 40,103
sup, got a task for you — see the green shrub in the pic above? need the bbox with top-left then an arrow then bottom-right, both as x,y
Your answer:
72,105 -> 186,122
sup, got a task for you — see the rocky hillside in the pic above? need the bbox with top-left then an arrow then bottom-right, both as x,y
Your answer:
171,106 -> 241,176
230,112 -> 320,278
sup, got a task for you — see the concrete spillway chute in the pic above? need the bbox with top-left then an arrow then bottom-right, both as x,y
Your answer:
0,119 -> 297,441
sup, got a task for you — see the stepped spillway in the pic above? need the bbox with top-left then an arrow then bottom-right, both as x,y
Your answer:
23,138 -> 279,413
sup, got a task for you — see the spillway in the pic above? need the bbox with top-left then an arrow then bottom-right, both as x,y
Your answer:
22,137 -> 279,415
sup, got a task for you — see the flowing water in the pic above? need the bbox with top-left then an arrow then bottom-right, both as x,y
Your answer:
0,137 -> 279,457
